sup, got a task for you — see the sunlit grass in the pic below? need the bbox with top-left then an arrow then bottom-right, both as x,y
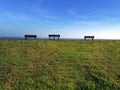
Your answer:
0,40 -> 120,90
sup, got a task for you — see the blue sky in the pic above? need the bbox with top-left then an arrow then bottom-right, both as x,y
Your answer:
0,0 -> 120,39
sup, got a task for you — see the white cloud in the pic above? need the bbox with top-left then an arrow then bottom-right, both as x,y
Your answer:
33,6 -> 48,15
75,15 -> 89,19
2,10 -> 36,21
45,15 -> 56,19
72,16 -> 120,27
68,9 -> 76,15
67,9 -> 90,20
103,16 -> 120,22
73,21 -> 102,26
4,11 -> 13,17
0,24 -> 8,28
32,6 -> 56,19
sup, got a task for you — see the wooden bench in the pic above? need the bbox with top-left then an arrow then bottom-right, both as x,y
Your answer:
84,36 -> 94,40
48,34 -> 60,40
24,35 -> 37,40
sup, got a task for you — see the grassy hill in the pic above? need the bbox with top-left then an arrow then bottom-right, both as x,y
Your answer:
0,40 -> 120,90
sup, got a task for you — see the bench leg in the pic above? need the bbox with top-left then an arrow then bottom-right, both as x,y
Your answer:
25,37 -> 27,40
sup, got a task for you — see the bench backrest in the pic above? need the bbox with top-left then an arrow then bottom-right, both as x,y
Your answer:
49,35 -> 60,37
84,36 -> 94,38
24,35 -> 37,38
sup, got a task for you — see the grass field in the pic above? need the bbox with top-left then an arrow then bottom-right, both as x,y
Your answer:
0,40 -> 120,90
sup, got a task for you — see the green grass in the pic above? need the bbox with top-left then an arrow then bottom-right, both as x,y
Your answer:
0,40 -> 120,90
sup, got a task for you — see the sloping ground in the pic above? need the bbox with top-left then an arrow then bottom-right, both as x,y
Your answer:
0,40 -> 120,90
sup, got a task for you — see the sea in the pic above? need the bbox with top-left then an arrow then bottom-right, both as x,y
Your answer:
0,37 -> 83,40
0,37 -> 119,40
